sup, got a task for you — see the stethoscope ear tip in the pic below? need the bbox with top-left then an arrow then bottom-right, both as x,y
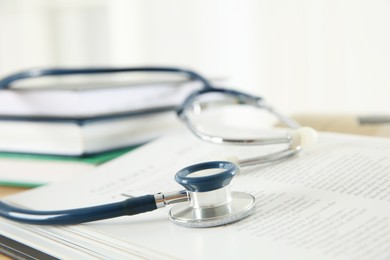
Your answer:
291,127 -> 318,149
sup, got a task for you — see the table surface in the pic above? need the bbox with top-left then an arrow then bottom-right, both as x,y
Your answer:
0,186 -> 28,198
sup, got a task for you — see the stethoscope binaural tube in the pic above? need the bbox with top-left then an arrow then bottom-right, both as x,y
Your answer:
177,87 -> 318,164
236,126 -> 318,167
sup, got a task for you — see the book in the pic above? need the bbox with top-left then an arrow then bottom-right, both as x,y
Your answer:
0,73 -> 204,155
0,147 -> 135,187
0,74 -> 200,118
0,110 -> 180,156
0,129 -> 389,259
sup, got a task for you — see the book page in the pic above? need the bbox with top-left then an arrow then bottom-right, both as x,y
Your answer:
4,130 -> 390,259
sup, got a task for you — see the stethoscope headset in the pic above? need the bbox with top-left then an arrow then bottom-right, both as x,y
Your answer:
0,66 -> 317,228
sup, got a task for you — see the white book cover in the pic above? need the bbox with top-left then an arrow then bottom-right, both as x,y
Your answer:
0,111 -> 180,155
0,79 -> 205,118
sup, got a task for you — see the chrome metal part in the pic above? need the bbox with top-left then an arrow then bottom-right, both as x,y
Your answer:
169,191 -> 255,228
154,190 -> 189,209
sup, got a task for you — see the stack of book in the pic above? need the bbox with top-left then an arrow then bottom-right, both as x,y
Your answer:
0,69 -> 202,187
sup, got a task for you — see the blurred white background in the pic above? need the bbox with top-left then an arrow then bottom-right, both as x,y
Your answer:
0,0 -> 389,115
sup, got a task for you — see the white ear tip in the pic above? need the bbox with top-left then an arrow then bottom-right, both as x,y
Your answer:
291,127 -> 318,149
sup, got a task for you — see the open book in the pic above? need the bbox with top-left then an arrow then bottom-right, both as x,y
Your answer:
1,129 -> 390,259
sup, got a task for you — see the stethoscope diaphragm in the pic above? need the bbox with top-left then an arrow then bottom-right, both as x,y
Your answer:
169,161 -> 255,228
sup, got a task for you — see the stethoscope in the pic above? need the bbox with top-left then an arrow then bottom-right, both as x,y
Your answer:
0,66 -> 318,227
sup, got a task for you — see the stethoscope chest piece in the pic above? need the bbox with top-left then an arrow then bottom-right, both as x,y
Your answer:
170,161 -> 255,228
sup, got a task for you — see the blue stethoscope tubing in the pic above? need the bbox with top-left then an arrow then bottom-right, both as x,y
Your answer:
0,161 -> 237,225
0,195 -> 158,225
0,67 -> 213,90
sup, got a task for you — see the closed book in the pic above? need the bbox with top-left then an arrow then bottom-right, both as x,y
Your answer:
0,147 -> 134,187
0,111 -> 180,156
0,72 -> 202,155
0,69 -> 200,119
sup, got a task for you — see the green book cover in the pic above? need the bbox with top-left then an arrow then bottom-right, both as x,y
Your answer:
0,146 -> 139,188
0,146 -> 138,164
